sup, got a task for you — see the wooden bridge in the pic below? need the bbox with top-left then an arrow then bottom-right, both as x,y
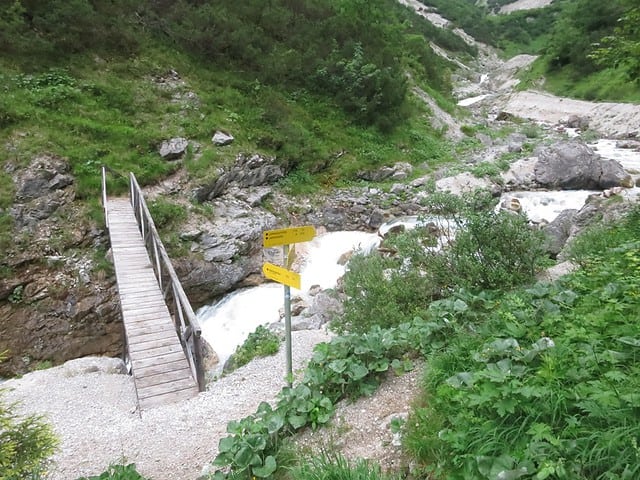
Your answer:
102,168 -> 205,410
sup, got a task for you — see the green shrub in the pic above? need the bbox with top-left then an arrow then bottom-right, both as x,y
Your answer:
225,326 -> 280,373
0,372 -> 58,479
147,199 -> 187,231
335,192 -> 546,333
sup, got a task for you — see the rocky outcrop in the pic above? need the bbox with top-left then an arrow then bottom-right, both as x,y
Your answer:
0,155 -> 123,376
177,193 -> 279,306
194,153 -> 284,202
9,154 -> 75,230
534,140 -> 633,190
0,270 -> 122,376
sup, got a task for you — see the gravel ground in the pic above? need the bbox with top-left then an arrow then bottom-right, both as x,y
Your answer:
3,330 -> 334,480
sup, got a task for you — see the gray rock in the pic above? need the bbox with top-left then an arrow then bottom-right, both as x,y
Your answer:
435,172 -> 497,196
534,140 -> 632,190
159,137 -> 189,160
212,131 -> 234,146
566,114 -> 590,130
194,154 -> 283,201
542,209 -> 577,257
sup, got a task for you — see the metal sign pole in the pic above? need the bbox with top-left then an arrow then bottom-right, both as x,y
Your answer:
283,244 -> 293,387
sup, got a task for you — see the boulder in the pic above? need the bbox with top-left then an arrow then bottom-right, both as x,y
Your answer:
534,140 -> 633,190
565,114 -> 590,130
358,162 -> 413,182
159,137 -> 189,160
212,131 -> 234,146
542,209 -> 577,257
435,172 -> 498,196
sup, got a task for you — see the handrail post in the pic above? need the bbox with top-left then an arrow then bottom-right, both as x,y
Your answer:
101,166 -> 109,228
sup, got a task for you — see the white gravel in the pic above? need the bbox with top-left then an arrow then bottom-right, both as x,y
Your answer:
3,330 -> 332,480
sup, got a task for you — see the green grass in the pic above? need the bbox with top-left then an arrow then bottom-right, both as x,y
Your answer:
290,453 -> 400,480
518,57 -> 640,103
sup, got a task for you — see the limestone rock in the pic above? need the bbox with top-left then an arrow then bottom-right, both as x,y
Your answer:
534,140 -> 633,190
542,209 -> 577,257
212,131 -> 234,146
159,137 -> 189,160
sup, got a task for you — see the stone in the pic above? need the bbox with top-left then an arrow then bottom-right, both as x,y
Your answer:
212,130 -> 234,146
542,209 -> 577,257
159,137 -> 189,160
534,140 -> 633,190
565,114 -> 590,130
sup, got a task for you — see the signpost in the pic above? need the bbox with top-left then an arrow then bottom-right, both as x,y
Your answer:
262,226 -> 316,386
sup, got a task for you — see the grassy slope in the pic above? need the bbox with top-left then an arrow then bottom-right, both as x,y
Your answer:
0,43 -> 456,259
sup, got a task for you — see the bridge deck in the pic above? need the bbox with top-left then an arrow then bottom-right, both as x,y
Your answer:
107,198 -> 199,410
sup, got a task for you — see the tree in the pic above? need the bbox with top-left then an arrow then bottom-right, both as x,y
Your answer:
590,5 -> 640,83
0,389 -> 58,478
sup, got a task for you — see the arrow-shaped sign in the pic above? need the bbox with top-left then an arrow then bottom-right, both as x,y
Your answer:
262,262 -> 301,289
263,225 -> 315,247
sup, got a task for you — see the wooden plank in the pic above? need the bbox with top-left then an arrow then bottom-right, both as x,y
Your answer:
136,368 -> 194,389
122,314 -> 173,327
138,387 -> 198,409
137,377 -> 197,398
125,323 -> 176,337
128,343 -> 184,359
127,329 -> 177,345
131,351 -> 187,370
128,336 -> 182,354
135,360 -> 193,379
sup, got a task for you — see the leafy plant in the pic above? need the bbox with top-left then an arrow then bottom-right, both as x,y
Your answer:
405,206 -> 640,479
77,463 -> 147,480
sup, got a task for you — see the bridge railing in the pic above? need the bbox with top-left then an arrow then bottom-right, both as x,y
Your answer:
102,167 -> 205,391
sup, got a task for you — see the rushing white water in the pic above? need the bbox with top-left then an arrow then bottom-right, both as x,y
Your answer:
590,139 -> 640,172
498,190 -> 598,223
197,231 -> 379,371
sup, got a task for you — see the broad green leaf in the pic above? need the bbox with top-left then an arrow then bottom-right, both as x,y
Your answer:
218,436 -> 236,454
253,455 -> 277,478
348,363 -> 369,380
288,413 -> 307,430
446,372 -> 474,388
233,446 -> 255,469
266,413 -> 285,435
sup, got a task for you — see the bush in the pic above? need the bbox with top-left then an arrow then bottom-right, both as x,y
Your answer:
335,192 -> 546,333
405,207 -> 640,479
225,326 -> 280,373
0,377 -> 58,479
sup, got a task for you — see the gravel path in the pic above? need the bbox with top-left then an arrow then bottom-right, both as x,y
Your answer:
3,330 -> 332,480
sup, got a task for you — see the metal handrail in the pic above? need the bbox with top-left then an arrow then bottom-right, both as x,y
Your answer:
128,173 -> 205,391
102,168 -> 205,391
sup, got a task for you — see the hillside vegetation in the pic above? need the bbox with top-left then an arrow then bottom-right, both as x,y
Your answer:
0,0 -> 475,257
420,0 -> 640,102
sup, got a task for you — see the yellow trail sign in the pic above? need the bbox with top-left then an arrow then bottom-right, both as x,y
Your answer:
263,225 -> 315,247
263,262 -> 301,289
